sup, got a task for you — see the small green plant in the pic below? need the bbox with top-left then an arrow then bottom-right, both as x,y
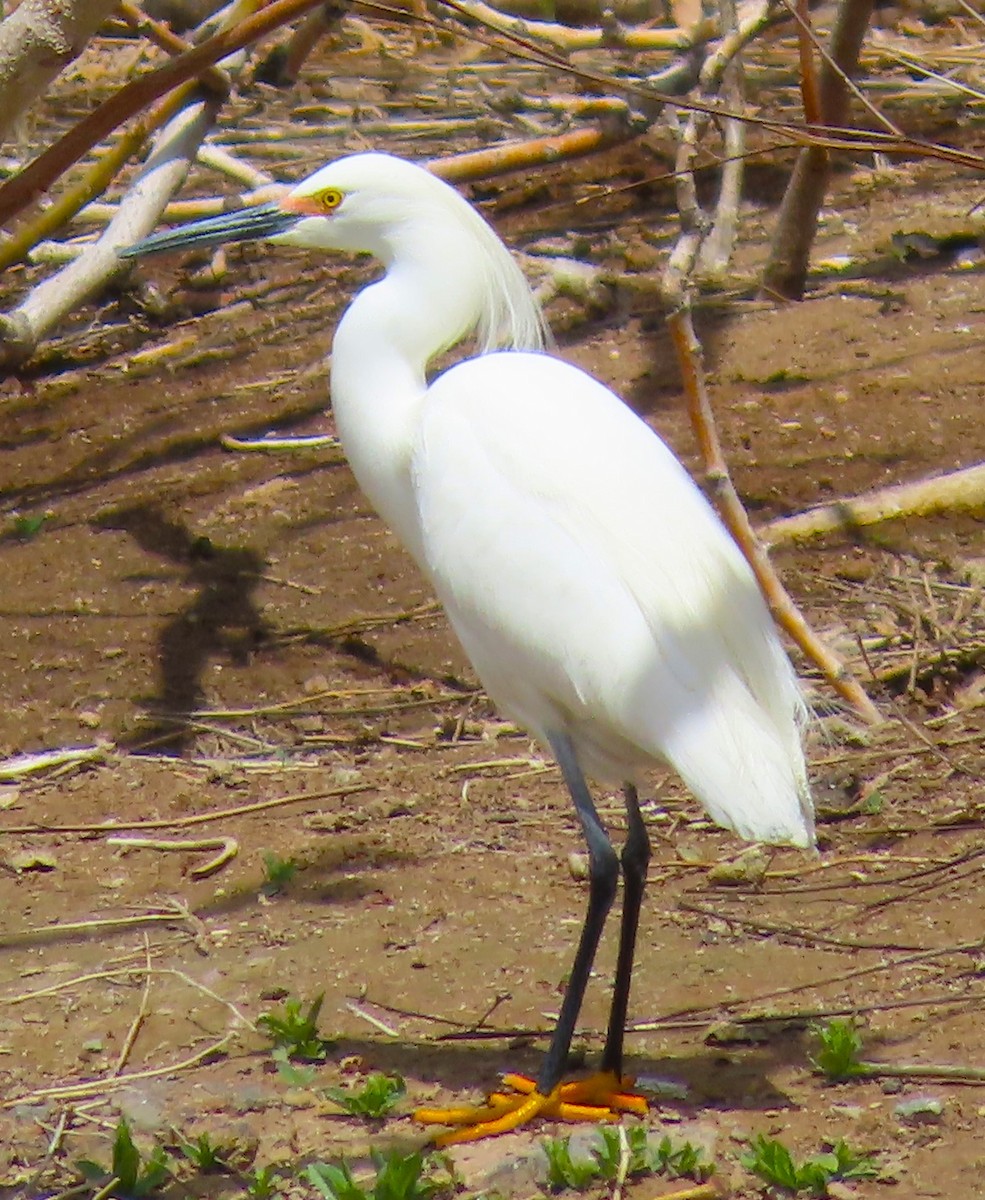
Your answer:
11,513 -> 47,540
646,1132 -> 714,1180
306,1149 -> 445,1200
77,1118 -> 171,1197
258,992 -> 330,1061
178,1130 -> 233,1172
741,1135 -> 878,1196
541,1136 -> 600,1191
542,1127 -> 713,1192
245,1164 -> 287,1198
811,1018 -> 868,1081
261,850 -> 298,891
325,1072 -> 406,1118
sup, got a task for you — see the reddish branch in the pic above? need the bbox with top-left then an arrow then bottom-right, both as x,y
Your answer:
0,0 -> 327,229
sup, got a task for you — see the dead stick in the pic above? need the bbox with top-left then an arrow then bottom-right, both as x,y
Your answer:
761,463 -> 985,546
666,311 -> 882,724
0,1034 -> 235,1109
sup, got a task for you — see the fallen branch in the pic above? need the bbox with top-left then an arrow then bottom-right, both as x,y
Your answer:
761,463 -> 985,547
858,1060 -> 985,1084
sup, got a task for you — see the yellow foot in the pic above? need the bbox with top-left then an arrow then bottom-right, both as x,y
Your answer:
415,1071 -> 648,1146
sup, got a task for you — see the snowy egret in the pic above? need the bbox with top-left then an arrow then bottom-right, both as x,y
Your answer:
123,152 -> 814,1144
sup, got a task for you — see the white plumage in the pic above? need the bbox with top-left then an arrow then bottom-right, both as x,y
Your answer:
125,151 -> 814,1141
289,153 -> 812,849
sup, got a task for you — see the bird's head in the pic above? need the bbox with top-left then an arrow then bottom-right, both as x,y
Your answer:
123,153 -> 467,266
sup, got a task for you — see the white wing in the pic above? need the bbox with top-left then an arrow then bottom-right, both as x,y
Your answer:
413,350 -> 813,847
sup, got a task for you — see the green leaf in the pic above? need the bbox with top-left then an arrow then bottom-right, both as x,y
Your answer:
307,1160 -> 367,1200
542,1136 -> 599,1191
273,1045 -> 318,1086
324,1073 -> 405,1117
134,1144 -> 171,1195
810,1019 -> 868,1081
741,1135 -> 800,1190
112,1119 -> 142,1192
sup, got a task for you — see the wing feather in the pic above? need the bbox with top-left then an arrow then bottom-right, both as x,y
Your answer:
413,351 -> 812,846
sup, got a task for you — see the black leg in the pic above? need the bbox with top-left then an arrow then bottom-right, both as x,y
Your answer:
537,732 -> 619,1096
601,783 -> 651,1078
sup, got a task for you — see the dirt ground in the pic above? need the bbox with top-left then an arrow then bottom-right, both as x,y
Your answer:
1,14 -> 985,1200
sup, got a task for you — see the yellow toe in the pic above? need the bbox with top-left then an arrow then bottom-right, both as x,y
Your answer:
414,1071 -> 649,1144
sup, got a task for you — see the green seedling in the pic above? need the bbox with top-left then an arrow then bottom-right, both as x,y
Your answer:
811,1018 -> 868,1081
11,513 -> 47,540
261,850 -> 298,891
306,1149 -> 445,1200
325,1073 -> 406,1118
77,1118 -> 171,1197
542,1127 -> 713,1192
258,992 -> 330,1061
741,1135 -> 878,1196
541,1136 -> 600,1191
245,1164 -> 287,1198
178,1130 -> 234,1172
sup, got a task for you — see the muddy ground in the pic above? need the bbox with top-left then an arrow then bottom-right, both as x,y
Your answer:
1,13 -> 985,1200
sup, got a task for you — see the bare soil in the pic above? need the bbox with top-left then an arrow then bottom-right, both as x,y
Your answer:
1,20 -> 985,1200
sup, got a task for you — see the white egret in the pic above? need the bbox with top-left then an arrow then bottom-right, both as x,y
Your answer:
123,152 -> 814,1144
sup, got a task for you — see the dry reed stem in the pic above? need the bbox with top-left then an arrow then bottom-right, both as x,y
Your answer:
3,965 -> 259,1033
795,0 -> 822,123
110,939 -> 153,1077
105,835 -> 240,877
0,1034 -> 236,1109
0,782 -> 374,836
220,432 -> 340,451
442,0 -> 703,51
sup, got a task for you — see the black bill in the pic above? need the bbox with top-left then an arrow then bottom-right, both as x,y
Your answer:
119,201 -> 300,259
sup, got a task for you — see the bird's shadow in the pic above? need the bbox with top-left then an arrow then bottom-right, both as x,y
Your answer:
95,502 -> 269,754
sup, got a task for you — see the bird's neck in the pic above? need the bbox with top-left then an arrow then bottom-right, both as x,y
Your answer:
329,255 -> 483,561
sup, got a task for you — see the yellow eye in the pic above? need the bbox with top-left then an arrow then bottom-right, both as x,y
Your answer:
317,187 -> 343,212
